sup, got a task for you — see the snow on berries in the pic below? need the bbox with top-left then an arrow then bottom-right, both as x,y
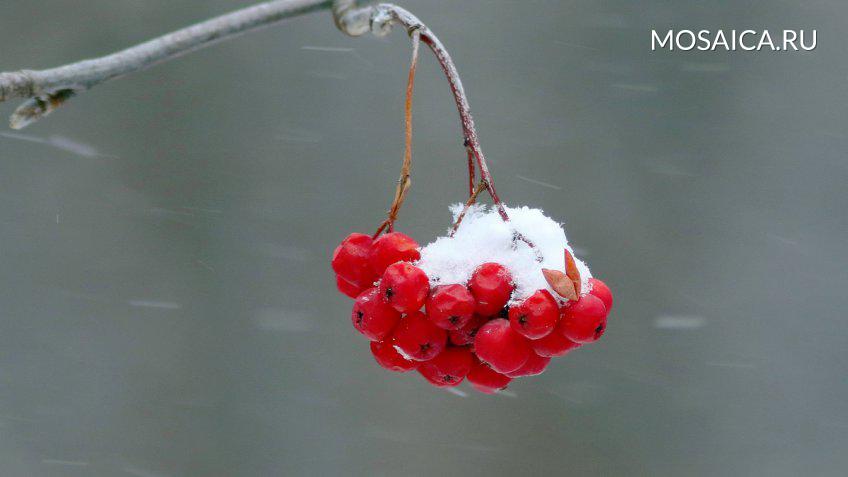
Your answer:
330,204 -> 614,394
417,204 -> 591,299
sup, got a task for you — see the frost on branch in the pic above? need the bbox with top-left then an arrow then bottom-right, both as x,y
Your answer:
416,204 -> 592,303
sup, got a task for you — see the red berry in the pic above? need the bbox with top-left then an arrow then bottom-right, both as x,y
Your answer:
426,284 -> 476,330
336,275 -> 363,299
468,262 -> 514,316
370,340 -> 418,372
588,278 -> 613,311
448,314 -> 488,346
379,262 -> 430,313
467,361 -> 512,394
505,352 -> 551,378
369,232 -> 420,276
474,318 -> 532,374
508,289 -> 559,339
332,233 -> 378,289
391,311 -> 447,361
560,293 -> 607,343
417,347 -> 473,387
531,325 -> 581,357
351,288 -> 401,341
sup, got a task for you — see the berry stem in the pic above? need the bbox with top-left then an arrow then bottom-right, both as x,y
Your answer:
466,146 -> 476,198
335,3 -> 510,222
373,27 -> 420,238
336,2 -> 539,255
450,181 -> 487,236
413,19 -> 510,222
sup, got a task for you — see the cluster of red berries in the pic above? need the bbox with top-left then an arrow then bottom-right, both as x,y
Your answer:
332,231 -> 613,394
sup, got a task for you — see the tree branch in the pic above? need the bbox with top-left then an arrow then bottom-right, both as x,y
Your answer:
0,0 -> 332,129
0,0 -> 537,252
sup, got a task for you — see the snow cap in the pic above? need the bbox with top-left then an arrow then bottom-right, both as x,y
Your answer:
416,204 -> 591,303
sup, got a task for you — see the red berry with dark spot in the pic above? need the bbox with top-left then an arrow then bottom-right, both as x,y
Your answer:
351,288 -> 401,341
448,314 -> 488,346
588,278 -> 613,312
467,361 -> 512,394
336,275 -> 363,299
391,311 -> 447,361
474,318 -> 532,374
531,324 -> 581,357
468,262 -> 514,316
369,232 -> 420,276
370,340 -> 418,372
379,262 -> 430,313
508,289 -> 559,339
560,293 -> 608,343
332,233 -> 378,289
417,347 -> 474,387
426,284 -> 476,330
505,352 -> 551,378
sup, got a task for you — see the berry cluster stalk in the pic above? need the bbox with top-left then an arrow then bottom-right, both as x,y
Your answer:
335,2 -> 510,222
391,6 -> 511,222
335,3 -> 539,255
373,28 -> 420,237
419,30 -> 508,220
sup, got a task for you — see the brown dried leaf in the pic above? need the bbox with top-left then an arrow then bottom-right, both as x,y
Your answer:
564,249 -> 582,296
542,268 -> 578,301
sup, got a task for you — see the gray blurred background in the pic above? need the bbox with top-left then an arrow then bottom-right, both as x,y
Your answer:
0,1 -> 846,475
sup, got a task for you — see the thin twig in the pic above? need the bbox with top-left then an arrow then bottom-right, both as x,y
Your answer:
466,146 -> 476,197
373,28 -> 420,238
0,0 -> 332,128
450,181 -> 487,236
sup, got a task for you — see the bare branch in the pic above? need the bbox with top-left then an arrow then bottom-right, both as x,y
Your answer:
0,0 -> 534,251
0,0 -> 332,128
